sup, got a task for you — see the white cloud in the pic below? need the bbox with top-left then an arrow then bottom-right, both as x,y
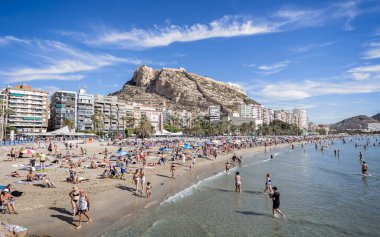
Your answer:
348,64 -> 380,80
0,36 -> 30,46
73,2 -> 374,50
363,42 -> 380,59
241,63 -> 380,101
0,38 -> 142,83
87,16 -> 275,49
256,60 -> 291,75
290,42 -> 335,54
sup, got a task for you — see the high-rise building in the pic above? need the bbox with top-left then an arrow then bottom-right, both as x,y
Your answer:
94,95 -> 127,135
293,108 -> 308,129
77,89 -> 94,131
49,91 -> 77,131
4,85 -> 49,134
208,105 -> 221,122
238,102 -> 263,119
0,89 -> 9,139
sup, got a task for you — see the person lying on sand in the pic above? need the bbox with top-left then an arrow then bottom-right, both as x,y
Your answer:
43,176 -> 56,188
11,170 -> 21,178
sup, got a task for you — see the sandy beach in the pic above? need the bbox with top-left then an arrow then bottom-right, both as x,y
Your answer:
0,138 -> 296,236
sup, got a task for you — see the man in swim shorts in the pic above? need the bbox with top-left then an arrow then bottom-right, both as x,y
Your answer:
270,187 -> 285,217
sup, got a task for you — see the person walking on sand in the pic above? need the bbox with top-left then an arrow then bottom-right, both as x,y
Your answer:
76,189 -> 92,229
269,187 -> 285,217
170,163 -> 176,179
235,172 -> 241,193
264,173 -> 273,193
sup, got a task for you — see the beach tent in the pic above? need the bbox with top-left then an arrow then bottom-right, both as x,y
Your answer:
117,150 -> 128,156
159,147 -> 170,152
155,129 -> 183,136
182,144 -> 193,149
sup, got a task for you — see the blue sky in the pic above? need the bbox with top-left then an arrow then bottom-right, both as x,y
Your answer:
1,0 -> 380,124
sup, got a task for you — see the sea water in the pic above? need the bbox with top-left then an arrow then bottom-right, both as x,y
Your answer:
108,136 -> 380,237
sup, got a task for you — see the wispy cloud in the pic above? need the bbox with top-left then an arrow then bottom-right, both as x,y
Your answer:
241,63 -> 380,101
86,16 -> 276,49
60,1 -> 378,50
363,41 -> 380,59
244,60 -> 291,75
0,38 -> 143,83
290,42 -> 335,54
348,64 -> 380,80
0,35 -> 30,46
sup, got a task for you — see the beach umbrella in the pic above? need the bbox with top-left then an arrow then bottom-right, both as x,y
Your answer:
20,148 -> 36,155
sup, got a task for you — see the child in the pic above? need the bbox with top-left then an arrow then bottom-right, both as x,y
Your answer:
146,182 -> 152,198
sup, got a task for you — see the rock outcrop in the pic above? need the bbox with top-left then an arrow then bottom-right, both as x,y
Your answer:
372,113 -> 380,122
112,65 -> 258,113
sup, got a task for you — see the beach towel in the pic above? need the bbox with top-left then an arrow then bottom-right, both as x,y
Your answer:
0,185 -> 6,190
14,180 -> 40,185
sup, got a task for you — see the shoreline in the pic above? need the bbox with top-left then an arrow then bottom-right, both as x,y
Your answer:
28,143 -> 290,237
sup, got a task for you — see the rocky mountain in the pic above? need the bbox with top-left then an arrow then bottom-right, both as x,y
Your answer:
331,115 -> 380,131
372,113 -> 380,121
111,65 -> 258,113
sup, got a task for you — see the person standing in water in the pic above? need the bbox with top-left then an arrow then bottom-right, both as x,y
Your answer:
235,172 -> 241,193
362,161 -> 368,175
269,187 -> 285,217
264,173 -> 273,193
359,152 -> 363,160
225,161 -> 231,174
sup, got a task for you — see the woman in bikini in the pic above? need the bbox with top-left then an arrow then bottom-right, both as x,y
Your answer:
133,169 -> 140,193
264,173 -> 273,193
69,186 -> 80,216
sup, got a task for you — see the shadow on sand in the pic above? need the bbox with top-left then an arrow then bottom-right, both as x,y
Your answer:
156,173 -> 172,179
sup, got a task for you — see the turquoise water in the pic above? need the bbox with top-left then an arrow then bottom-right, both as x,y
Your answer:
107,136 -> 380,237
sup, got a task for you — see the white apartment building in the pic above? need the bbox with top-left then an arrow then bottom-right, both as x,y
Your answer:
77,88 -> 94,131
5,85 -> 49,134
208,105 -> 221,122
238,102 -> 263,119
94,95 -> 127,134
293,108 -> 308,129
135,104 -> 163,132
263,108 -> 274,125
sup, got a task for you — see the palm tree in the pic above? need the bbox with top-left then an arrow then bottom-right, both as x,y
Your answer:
135,118 -> 154,139
126,117 -> 136,128
120,116 -> 127,137
108,114 -> 115,138
62,118 -> 75,132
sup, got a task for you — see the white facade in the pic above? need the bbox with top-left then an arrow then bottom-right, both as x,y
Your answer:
238,102 -> 263,119
77,89 -> 94,131
293,108 -> 308,129
5,85 -> 49,134
208,105 -> 221,122
94,95 -> 127,134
